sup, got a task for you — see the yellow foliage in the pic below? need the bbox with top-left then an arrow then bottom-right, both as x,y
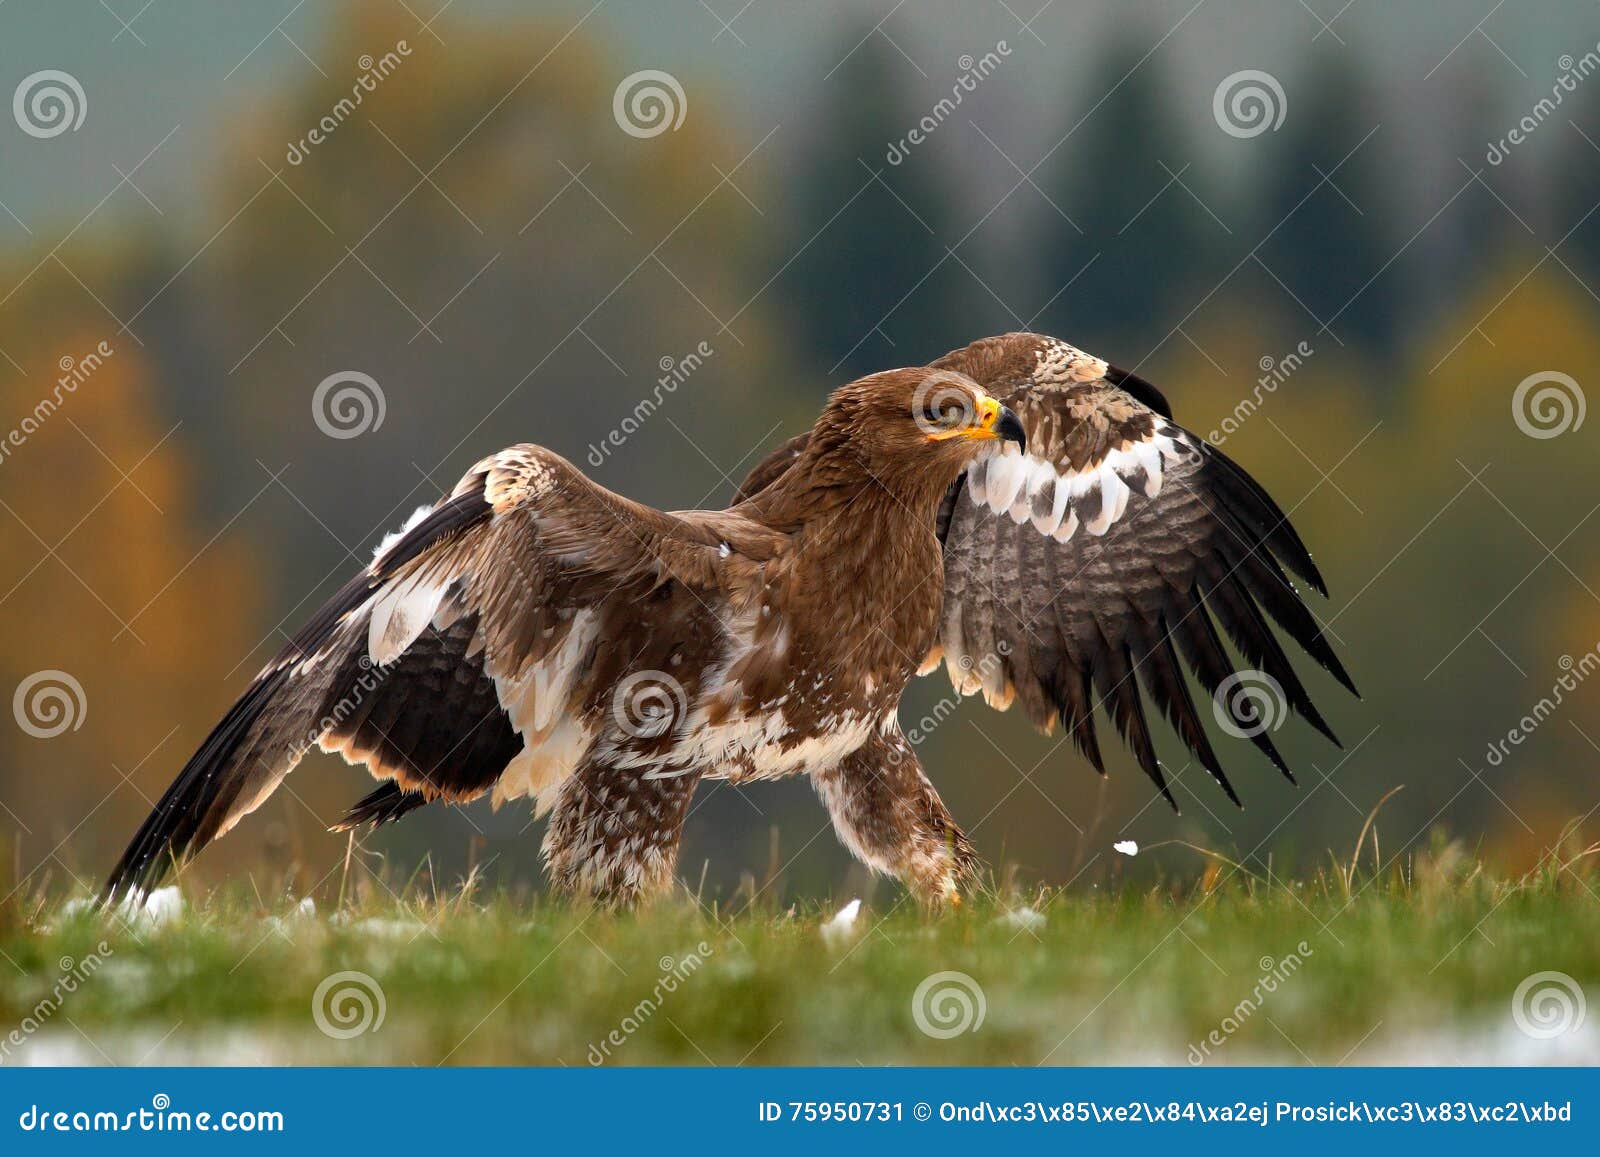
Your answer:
0,284 -> 260,885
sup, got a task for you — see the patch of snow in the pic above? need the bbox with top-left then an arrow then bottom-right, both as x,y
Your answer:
42,896 -> 97,931
262,896 -> 320,936
820,898 -> 862,947
116,885 -> 183,928
339,915 -> 428,939
999,906 -> 1046,932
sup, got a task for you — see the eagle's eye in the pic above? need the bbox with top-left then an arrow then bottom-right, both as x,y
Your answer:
919,397 -> 967,429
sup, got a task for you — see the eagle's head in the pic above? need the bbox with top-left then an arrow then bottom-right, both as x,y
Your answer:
803,366 -> 1025,505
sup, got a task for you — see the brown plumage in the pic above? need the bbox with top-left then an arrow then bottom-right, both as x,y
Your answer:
740,332 -> 1357,812
104,332 -> 1354,910
104,367 -> 1021,907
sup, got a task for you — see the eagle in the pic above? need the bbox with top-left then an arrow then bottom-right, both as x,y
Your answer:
103,332 -> 1353,909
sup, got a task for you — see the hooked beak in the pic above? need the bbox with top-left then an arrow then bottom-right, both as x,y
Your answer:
994,404 -> 1027,452
929,394 -> 1027,453
972,395 -> 1027,453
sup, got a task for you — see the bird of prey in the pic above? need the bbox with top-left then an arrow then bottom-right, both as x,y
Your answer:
104,331 -> 1352,909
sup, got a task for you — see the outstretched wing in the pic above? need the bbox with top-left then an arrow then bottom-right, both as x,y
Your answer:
104,445 -> 740,901
935,370 -> 1356,807
735,363 -> 1355,810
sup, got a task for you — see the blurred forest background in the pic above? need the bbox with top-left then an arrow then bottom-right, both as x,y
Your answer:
3,0 -> 1599,904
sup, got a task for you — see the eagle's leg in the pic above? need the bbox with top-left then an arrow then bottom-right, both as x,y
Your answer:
812,730 -> 978,909
541,755 -> 701,906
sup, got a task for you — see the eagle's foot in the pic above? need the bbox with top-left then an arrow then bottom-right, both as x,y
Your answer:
903,829 -> 980,912
813,731 -> 981,915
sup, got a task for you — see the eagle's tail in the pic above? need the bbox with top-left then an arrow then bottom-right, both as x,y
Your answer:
330,781 -> 429,832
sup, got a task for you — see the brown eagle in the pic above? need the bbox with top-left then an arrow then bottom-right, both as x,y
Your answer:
104,332 -> 1352,908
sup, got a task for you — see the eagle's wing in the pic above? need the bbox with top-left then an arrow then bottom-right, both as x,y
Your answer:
105,444 -> 746,901
934,374 -> 1356,807
733,372 -> 1355,809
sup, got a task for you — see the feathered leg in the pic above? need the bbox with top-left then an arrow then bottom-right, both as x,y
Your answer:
541,756 -> 701,906
812,729 -> 978,908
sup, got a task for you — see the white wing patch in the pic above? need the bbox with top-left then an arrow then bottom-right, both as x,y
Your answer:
964,430 -> 1184,543
366,504 -> 451,665
367,572 -> 450,666
492,607 -> 601,813
372,504 -> 434,565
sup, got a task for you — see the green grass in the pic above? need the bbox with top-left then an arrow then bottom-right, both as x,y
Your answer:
4,834 -> 1599,1066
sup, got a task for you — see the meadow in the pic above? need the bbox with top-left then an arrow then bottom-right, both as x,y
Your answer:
3,831 -> 1597,1067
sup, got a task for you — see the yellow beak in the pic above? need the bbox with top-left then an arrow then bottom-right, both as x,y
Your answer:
928,394 -> 1027,451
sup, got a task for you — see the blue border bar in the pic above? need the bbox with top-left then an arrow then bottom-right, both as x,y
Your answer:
3,1067 -> 1595,1152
